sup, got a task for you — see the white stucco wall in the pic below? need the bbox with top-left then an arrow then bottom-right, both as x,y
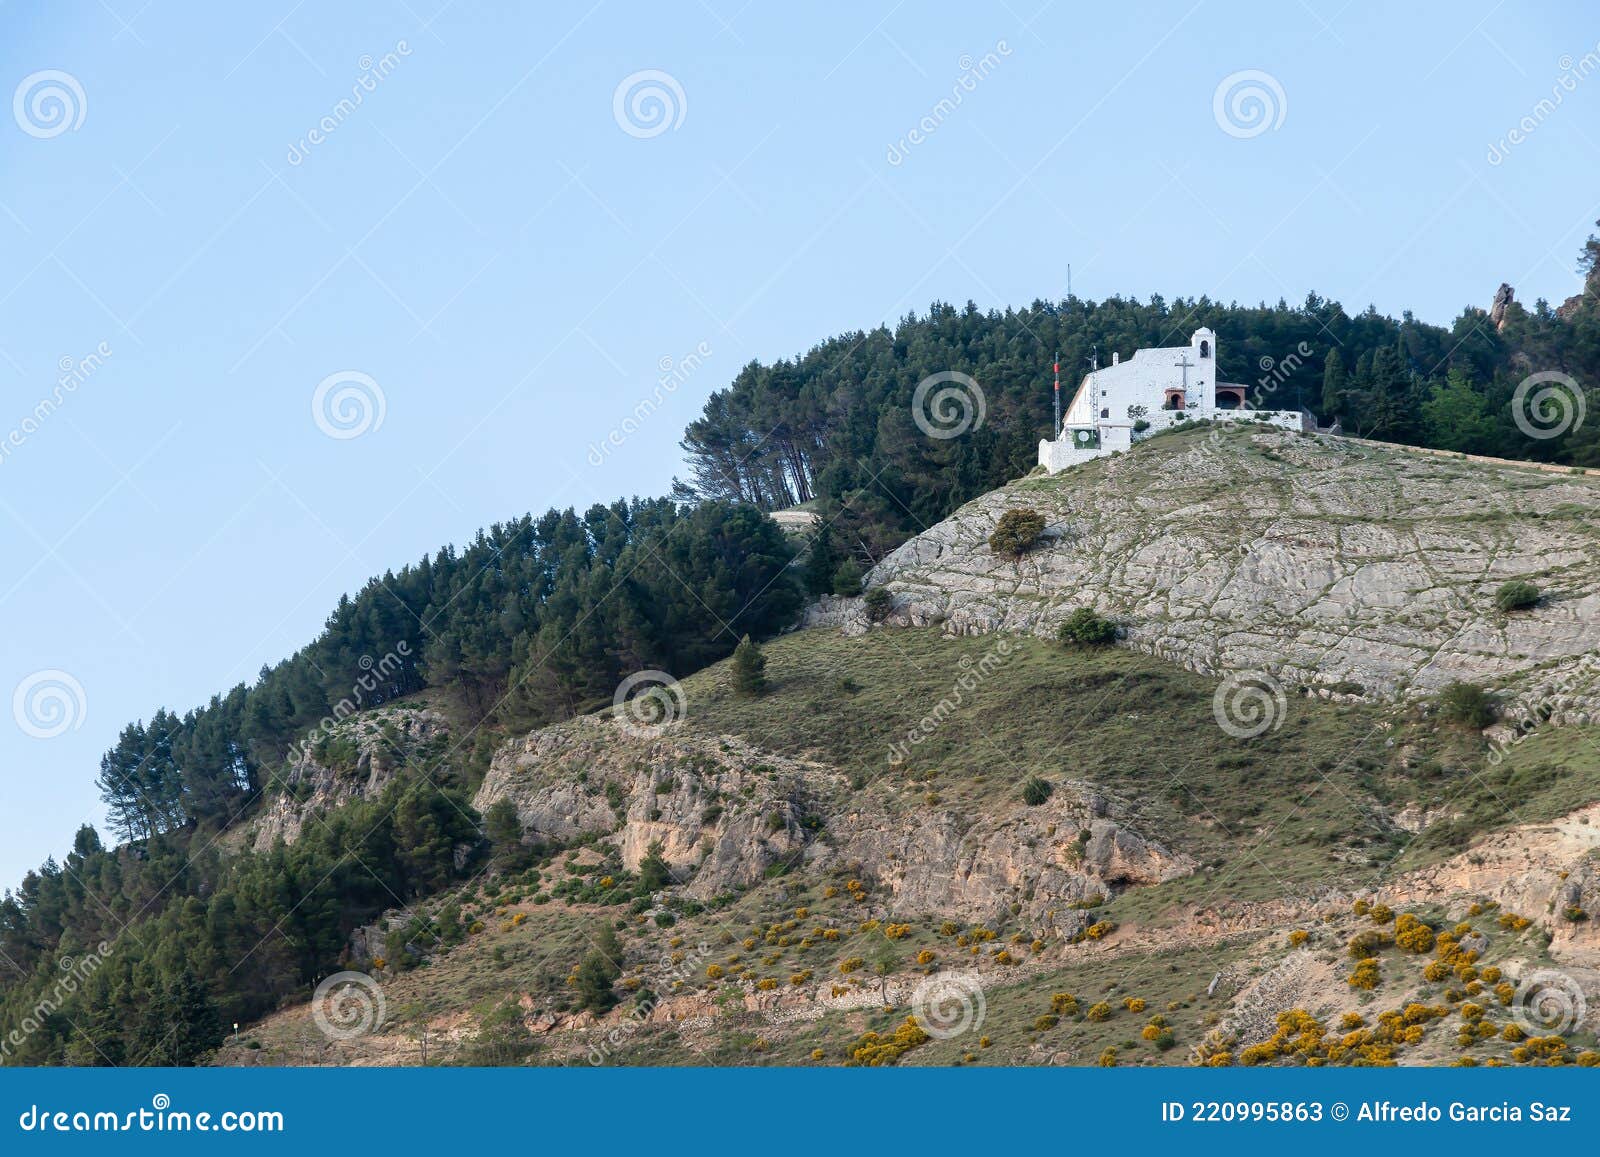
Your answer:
1036,327 -> 1307,475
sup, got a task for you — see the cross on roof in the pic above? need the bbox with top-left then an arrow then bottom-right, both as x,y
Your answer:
1174,352 -> 1195,391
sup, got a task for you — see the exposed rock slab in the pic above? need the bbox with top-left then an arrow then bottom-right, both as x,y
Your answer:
848,426 -> 1600,713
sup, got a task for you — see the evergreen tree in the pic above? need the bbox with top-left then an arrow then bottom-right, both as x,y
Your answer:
831,559 -> 863,597
803,524 -> 841,595
573,925 -> 622,1014
1321,347 -> 1347,420
731,635 -> 767,697
1422,369 -> 1497,453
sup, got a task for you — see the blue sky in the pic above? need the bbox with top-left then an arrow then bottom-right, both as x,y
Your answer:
2,0 -> 1597,889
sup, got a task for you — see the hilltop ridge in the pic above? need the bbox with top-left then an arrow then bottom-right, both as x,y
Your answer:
835,423 -> 1600,717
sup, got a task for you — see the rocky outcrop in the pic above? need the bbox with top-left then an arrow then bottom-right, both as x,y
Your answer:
851,424 -> 1600,713
472,716 -> 1193,928
1490,282 -> 1514,330
249,706 -> 449,851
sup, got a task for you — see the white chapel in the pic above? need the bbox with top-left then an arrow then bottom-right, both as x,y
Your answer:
1037,328 -> 1307,472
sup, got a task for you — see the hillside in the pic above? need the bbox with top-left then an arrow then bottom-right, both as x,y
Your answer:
10,279 -> 1600,1070
846,423 -> 1600,716
210,623 -> 1600,1068
200,416 -> 1600,1068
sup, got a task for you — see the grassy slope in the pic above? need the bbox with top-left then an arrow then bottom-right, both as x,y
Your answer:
222,627 -> 1600,1068
678,627 -> 1430,902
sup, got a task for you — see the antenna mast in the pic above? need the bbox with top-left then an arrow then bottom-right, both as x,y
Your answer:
1052,352 -> 1060,439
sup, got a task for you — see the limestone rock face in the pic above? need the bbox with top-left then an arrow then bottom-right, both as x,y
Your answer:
472,717 -> 1193,926
855,425 -> 1600,714
250,706 -> 449,852
1490,282 -> 1514,329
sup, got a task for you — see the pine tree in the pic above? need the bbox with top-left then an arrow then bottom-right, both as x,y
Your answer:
803,524 -> 841,595
1321,348 -> 1347,420
831,559 -> 863,597
637,840 -> 672,892
731,635 -> 767,697
574,925 -> 622,1013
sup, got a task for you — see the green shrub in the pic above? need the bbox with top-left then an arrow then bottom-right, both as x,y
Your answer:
1021,776 -> 1053,806
863,587 -> 893,622
1438,681 -> 1497,730
831,559 -> 863,597
1057,607 -> 1118,646
1494,580 -> 1540,612
988,508 -> 1047,557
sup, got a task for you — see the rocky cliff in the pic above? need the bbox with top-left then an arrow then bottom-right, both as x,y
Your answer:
845,423 -> 1600,715
472,715 -> 1192,934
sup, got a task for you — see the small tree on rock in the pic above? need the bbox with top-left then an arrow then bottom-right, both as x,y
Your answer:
638,839 -> 672,892
1495,581 -> 1540,613
1438,681 -> 1497,730
1058,607 -> 1118,646
989,508 -> 1047,558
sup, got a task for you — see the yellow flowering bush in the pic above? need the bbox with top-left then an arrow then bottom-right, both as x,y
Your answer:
1347,957 -> 1381,990
1394,913 -> 1434,954
848,1016 -> 930,1066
